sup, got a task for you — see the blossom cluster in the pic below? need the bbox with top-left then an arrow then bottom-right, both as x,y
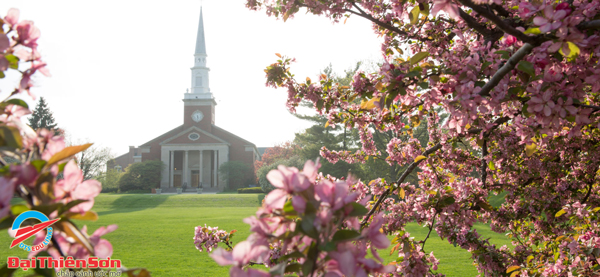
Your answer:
0,7 -> 133,276
205,160 -> 395,276
244,0 -> 600,276
193,224 -> 230,253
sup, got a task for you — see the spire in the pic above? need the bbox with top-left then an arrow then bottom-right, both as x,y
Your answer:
187,5 -> 212,98
195,6 -> 207,55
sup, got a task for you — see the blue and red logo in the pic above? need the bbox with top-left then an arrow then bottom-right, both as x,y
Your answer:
10,211 -> 59,252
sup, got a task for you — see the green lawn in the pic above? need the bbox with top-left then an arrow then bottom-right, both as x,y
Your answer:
0,194 -> 511,276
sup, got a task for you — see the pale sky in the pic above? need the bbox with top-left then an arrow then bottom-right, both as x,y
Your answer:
1,0 -> 383,157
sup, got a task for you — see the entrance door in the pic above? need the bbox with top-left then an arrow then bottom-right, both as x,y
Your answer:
191,170 -> 199,188
174,175 -> 182,188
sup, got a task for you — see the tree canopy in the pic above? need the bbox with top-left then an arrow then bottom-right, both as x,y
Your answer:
27,96 -> 59,135
198,0 -> 600,276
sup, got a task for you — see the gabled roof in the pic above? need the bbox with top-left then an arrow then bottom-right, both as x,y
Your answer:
139,125 -> 185,147
212,125 -> 256,146
160,126 -> 229,145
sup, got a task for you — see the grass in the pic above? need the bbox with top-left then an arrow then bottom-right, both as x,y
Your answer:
0,194 -> 512,276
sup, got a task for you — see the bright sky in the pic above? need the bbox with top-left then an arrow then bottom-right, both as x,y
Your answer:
1,0 -> 383,156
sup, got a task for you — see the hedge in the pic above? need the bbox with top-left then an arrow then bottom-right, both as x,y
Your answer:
237,187 -> 264,194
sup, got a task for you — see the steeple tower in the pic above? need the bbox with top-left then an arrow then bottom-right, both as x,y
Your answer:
187,6 -> 211,98
183,5 -> 215,130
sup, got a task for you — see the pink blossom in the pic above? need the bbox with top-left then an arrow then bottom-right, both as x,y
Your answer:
266,165 -> 310,193
329,251 -> 368,277
39,129 -> 65,161
229,267 -> 270,277
0,178 -> 16,219
194,224 -> 228,252
9,163 -> 38,188
4,8 -> 19,27
362,213 -> 390,249
29,225 -> 116,263
0,34 -> 10,52
210,241 -> 269,267
54,160 -> 101,214
15,20 -> 40,49
14,47 -> 41,61
87,224 -> 118,258
315,180 -> 358,211
527,91 -> 555,117
503,35 -> 517,46
533,5 -> 568,33
431,0 -> 460,20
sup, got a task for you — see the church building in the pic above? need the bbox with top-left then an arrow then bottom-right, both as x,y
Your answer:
110,7 -> 259,192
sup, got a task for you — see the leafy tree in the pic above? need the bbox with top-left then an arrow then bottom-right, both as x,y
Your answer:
76,145 -> 114,180
254,141 -> 298,172
197,1 -> 600,276
96,168 -> 123,193
218,161 -> 254,190
28,96 -> 60,134
118,160 -> 163,192
293,63 -> 369,179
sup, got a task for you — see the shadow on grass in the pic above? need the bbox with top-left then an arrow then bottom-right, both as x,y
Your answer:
96,194 -> 170,216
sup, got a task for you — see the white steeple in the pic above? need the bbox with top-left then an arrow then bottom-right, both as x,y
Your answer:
187,6 -> 211,99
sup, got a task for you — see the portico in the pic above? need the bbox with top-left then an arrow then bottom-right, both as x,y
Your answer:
160,145 -> 229,188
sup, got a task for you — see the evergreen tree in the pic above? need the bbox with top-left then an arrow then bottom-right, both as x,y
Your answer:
28,97 -> 59,134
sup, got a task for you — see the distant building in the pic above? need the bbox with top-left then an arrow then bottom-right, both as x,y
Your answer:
109,7 -> 259,191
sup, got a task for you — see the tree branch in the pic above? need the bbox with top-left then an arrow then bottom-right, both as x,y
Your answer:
478,43 -> 535,97
573,103 -> 600,111
457,0 -> 538,44
480,139 -> 488,188
420,211 -> 438,251
467,115 -> 512,135
458,9 -> 492,37
577,20 -> 600,30
345,3 -> 431,42
581,182 -> 593,204
361,143 -> 443,228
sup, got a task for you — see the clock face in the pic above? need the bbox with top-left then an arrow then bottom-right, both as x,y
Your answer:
192,111 -> 204,122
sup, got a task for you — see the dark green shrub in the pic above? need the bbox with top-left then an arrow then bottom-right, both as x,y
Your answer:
118,160 -> 163,192
218,161 -> 254,190
237,187 -> 264,194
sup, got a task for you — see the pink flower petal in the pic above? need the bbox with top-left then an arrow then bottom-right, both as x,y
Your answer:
543,105 -> 552,116
94,239 -> 113,259
263,189 -> 287,210
73,179 -> 102,199
210,247 -> 235,266
266,170 -> 286,189
303,159 -> 319,183
0,34 -> 9,52
4,8 -> 19,26
292,195 -> 307,214
533,16 -> 548,26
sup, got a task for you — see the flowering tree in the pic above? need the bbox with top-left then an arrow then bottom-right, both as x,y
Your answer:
196,0 -> 600,276
0,8 -> 148,276
255,141 -> 300,172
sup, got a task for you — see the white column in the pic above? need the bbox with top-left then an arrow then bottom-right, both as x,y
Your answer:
160,148 -> 169,188
213,150 -> 218,188
169,151 -> 174,188
199,150 -> 203,187
183,150 -> 189,187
